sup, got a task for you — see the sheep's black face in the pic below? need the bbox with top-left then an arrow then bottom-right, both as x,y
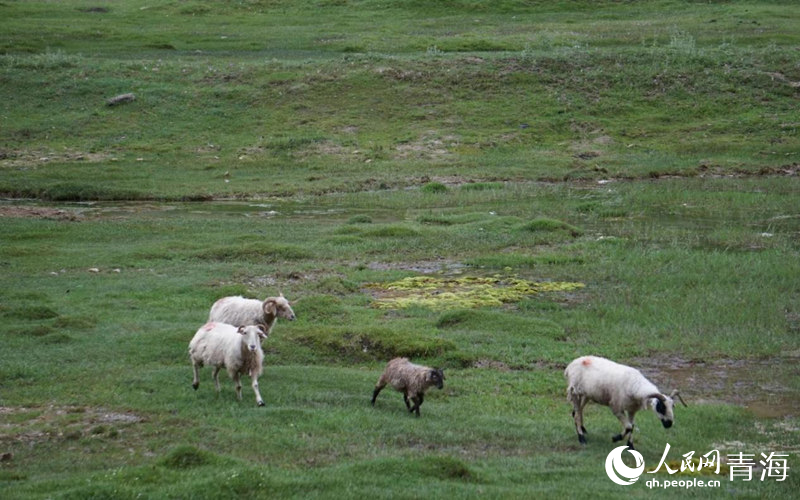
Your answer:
653,397 -> 675,428
430,369 -> 445,389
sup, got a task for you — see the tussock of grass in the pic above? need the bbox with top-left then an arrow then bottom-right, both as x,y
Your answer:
364,225 -> 420,238
347,215 -> 372,224
53,315 -> 97,330
292,325 -> 455,361
158,446 -> 221,469
194,242 -> 312,262
460,182 -> 504,191
2,305 -> 59,320
420,182 -> 448,194
466,252 -> 585,269
10,325 -> 55,337
519,218 -> 583,237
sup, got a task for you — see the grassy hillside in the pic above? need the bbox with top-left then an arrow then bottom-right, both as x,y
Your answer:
1,1 -> 799,498
2,0 -> 799,200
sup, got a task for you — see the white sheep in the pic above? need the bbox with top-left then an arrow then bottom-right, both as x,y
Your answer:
189,322 -> 268,406
371,357 -> 445,417
564,355 -> 686,449
208,293 -> 296,336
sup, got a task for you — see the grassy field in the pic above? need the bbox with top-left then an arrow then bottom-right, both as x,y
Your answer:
2,1 -> 799,498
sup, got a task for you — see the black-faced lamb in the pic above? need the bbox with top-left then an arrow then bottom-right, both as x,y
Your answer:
189,322 -> 268,406
208,293 -> 296,336
565,355 -> 687,449
371,357 -> 445,417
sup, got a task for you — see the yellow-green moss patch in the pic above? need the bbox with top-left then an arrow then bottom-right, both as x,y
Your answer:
367,275 -> 584,310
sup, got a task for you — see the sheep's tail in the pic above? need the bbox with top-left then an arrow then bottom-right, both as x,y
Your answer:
566,384 -> 579,404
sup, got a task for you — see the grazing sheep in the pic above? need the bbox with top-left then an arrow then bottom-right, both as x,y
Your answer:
208,293 -> 296,336
371,357 -> 445,417
565,355 -> 687,449
189,322 -> 268,406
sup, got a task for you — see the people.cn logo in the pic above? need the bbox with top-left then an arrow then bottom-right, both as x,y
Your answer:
605,446 -> 646,486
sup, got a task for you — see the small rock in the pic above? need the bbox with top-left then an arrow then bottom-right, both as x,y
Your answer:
106,93 -> 135,107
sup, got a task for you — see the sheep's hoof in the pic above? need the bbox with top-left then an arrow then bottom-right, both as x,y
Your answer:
578,435 -> 587,445
192,382 -> 199,390
627,442 -> 635,450
257,401 -> 265,407
612,434 -> 624,443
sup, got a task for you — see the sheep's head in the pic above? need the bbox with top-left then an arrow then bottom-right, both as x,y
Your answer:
428,368 -> 445,390
649,390 -> 687,428
263,293 -> 297,321
238,325 -> 266,352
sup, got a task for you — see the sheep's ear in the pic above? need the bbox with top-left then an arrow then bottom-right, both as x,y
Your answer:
670,389 -> 688,407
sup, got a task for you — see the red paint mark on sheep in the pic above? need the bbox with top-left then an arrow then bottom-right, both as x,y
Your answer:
203,322 -> 216,331
581,357 -> 592,367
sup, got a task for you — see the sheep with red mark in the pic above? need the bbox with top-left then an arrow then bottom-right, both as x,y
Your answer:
209,294 -> 296,337
371,358 -> 445,417
189,322 -> 268,406
565,355 -> 687,449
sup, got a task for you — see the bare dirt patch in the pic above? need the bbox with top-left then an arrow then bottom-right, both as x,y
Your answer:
635,356 -> 800,418
0,150 -> 112,168
0,405 -> 144,448
394,133 -> 458,161
0,206 -> 81,221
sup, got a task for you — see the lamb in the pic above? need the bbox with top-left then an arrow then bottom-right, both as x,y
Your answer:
565,355 -> 687,449
189,322 -> 268,406
208,293 -> 296,336
371,357 -> 445,417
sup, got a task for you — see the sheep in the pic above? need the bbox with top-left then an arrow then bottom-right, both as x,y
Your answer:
189,322 -> 268,406
564,355 -> 687,449
371,357 -> 445,417
208,293 -> 296,336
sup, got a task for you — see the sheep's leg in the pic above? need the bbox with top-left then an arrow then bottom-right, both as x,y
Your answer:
579,398 -> 588,434
403,391 -> 412,411
251,372 -> 265,407
192,362 -> 200,390
570,396 -> 587,444
212,366 -> 222,393
233,373 -> 243,401
410,395 -> 421,417
611,409 -> 634,448
371,382 -> 386,406
625,412 -> 636,449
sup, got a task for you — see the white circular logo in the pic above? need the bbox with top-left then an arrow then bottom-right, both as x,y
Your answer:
605,446 -> 645,486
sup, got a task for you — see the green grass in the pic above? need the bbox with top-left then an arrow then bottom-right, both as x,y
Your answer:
2,1 -> 800,498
